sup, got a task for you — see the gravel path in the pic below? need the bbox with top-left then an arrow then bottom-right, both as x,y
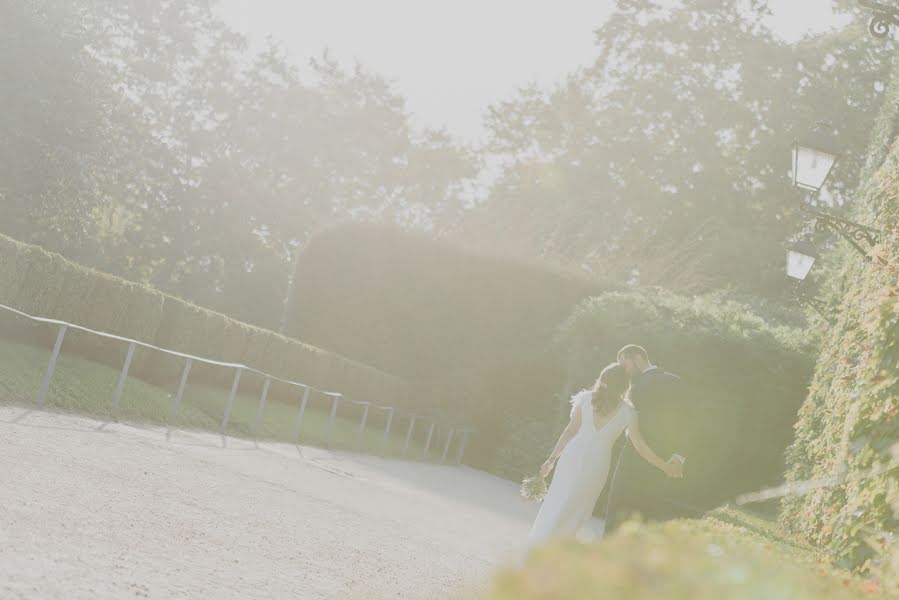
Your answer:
0,407 -> 542,599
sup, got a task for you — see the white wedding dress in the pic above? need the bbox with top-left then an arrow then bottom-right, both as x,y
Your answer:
527,390 -> 638,549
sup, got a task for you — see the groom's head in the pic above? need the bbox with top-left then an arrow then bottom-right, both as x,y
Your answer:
617,345 -> 650,378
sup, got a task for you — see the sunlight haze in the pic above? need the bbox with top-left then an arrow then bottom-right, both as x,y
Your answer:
217,0 -> 850,141
3,1 -> 895,597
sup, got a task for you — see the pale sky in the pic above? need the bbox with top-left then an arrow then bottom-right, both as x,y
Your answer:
217,1 -> 850,143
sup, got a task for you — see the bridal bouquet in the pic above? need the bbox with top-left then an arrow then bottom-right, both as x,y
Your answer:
520,472 -> 547,502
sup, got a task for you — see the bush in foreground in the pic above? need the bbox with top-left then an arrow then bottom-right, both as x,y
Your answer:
489,508 -> 889,600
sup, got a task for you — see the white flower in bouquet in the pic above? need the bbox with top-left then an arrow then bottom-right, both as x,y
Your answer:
520,472 -> 547,502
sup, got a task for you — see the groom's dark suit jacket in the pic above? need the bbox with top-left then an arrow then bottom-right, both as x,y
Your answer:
604,366 -> 698,532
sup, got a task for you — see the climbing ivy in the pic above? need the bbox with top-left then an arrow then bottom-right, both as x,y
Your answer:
781,62 -> 899,584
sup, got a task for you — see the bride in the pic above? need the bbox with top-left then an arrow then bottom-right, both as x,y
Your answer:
527,362 -> 683,549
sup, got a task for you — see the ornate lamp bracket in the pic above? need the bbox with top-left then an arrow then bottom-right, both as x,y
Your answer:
800,204 -> 882,259
795,291 -> 835,324
858,1 -> 899,38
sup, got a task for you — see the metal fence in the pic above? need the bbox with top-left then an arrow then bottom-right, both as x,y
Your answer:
0,302 -> 473,464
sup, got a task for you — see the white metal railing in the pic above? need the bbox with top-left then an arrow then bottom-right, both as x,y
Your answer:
0,302 -> 473,463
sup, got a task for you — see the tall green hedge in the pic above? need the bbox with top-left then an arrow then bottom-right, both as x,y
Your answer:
286,223 -> 606,382
285,222 -> 609,462
0,234 -> 167,340
546,291 -> 815,510
780,139 -> 899,575
0,232 -> 412,407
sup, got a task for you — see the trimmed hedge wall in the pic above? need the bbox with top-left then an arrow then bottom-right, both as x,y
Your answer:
780,124 -> 899,576
285,223 -> 606,382
284,222 -> 609,452
0,233 -> 412,406
543,291 -> 816,509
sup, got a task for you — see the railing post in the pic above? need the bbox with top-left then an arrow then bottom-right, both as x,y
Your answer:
442,428 -> 455,462
253,376 -> 272,438
357,402 -> 371,445
37,324 -> 67,407
168,358 -> 193,427
220,367 -> 242,433
381,407 -> 395,454
111,342 -> 136,418
423,419 -> 436,457
402,415 -> 417,457
456,429 -> 471,465
293,386 -> 311,442
326,393 -> 341,448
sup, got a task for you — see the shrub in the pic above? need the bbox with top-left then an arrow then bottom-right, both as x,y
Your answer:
80,272 -> 166,342
489,508 -> 881,600
780,136 -> 899,573
780,64 -> 899,575
550,290 -> 815,510
286,223 -> 606,380
0,232 -> 412,407
14,245 -> 69,317
284,222 -> 608,467
0,234 -> 31,307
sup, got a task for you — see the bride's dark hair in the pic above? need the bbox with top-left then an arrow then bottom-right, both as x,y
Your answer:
592,363 -> 630,417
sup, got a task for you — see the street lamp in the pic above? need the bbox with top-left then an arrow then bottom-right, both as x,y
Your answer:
786,240 -> 818,281
784,240 -> 833,321
791,128 -> 840,193
790,124 -> 882,258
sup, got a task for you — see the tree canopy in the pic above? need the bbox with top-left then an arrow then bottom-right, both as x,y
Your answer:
2,0 -> 892,325
1,0 -> 477,327
453,0 -> 892,298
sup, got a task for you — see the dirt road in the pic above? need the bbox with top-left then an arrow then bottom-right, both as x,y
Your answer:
0,407 -> 543,599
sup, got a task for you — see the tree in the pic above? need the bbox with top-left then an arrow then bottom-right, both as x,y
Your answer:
454,0 -> 893,298
0,1 -> 133,260
2,0 -> 477,328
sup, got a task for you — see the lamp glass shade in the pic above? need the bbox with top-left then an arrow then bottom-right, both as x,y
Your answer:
791,127 -> 841,192
786,242 -> 817,281
791,144 -> 838,191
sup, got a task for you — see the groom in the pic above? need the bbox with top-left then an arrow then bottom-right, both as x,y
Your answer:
603,344 -> 689,533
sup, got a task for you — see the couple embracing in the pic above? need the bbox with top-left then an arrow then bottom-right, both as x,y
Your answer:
528,345 -> 688,548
